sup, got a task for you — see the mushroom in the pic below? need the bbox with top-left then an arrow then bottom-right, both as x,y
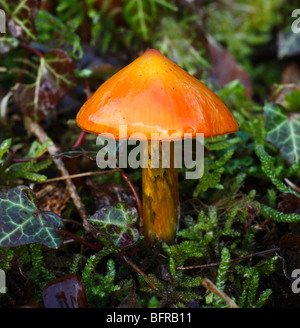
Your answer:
76,49 -> 239,245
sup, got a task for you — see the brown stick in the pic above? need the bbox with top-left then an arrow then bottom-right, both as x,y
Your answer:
122,255 -> 157,290
201,278 -> 239,308
177,247 -> 280,270
26,116 -> 91,232
57,228 -> 103,250
36,169 -> 119,184
116,167 -> 143,235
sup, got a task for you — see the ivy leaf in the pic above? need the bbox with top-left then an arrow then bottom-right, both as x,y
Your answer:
0,186 -> 64,248
264,103 -> 300,163
88,203 -> 139,248
12,49 -> 76,121
0,0 -> 40,42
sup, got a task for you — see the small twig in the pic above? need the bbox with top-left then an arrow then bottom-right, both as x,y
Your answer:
284,178 -> 300,195
177,247 -> 280,270
201,278 -> 239,308
116,167 -> 143,234
12,154 -> 50,163
72,79 -> 91,148
57,228 -> 103,251
36,169 -> 119,184
72,130 -> 87,148
123,255 -> 157,290
62,219 -> 83,228
26,116 -> 91,232
82,0 -> 91,43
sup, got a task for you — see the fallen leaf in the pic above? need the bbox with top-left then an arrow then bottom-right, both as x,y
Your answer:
34,182 -> 70,216
278,193 -> 300,215
206,35 -> 252,99
0,0 -> 40,42
12,49 -> 76,121
279,233 -> 300,251
42,274 -> 88,308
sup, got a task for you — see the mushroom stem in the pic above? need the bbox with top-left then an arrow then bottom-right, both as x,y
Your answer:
142,141 -> 179,244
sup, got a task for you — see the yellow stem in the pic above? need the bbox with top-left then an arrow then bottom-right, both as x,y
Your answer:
142,141 -> 179,244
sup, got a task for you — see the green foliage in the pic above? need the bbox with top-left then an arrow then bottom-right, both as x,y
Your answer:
0,138 -> 11,161
283,88 -> 300,112
236,264 -> 273,308
254,143 -> 295,194
88,203 -> 140,248
139,271 -> 202,306
0,186 -> 64,248
193,136 -> 242,197
123,0 -> 177,41
0,248 -> 14,272
260,204 -> 300,223
211,247 -> 232,307
264,103 -> 300,163
206,0 -> 283,62
1,0 -> 300,309
2,139 -> 52,184
36,9 -> 83,59
81,249 -> 120,307
29,244 -> 56,286
154,16 -> 210,75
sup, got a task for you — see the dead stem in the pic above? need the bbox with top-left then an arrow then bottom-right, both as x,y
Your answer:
26,116 -> 91,232
201,278 -> 239,308
36,169 -> 119,184
116,167 -> 143,235
177,247 -> 280,270
123,255 -> 157,290
284,178 -> 300,195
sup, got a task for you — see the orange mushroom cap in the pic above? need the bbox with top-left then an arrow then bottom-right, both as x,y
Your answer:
76,49 -> 239,140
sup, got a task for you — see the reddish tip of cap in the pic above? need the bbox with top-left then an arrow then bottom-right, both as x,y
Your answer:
76,49 -> 239,140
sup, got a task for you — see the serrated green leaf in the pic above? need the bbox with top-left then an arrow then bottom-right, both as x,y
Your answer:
0,186 -> 64,248
88,203 -> 139,248
264,103 -> 300,163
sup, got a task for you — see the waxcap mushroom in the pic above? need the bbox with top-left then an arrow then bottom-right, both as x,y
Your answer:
76,49 -> 238,140
76,49 -> 239,245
